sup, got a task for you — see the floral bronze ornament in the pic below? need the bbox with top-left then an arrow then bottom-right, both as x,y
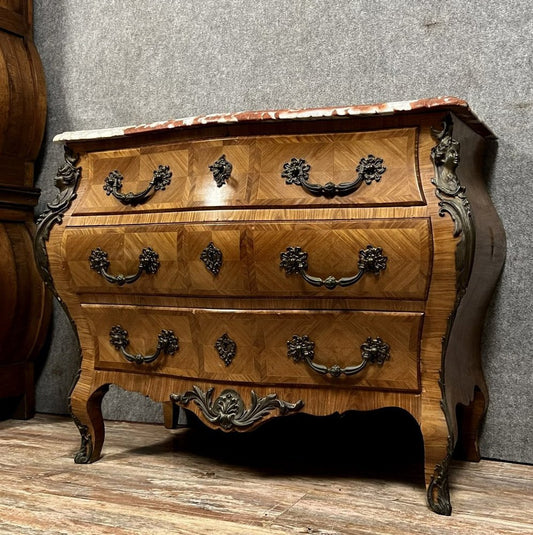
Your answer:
281,155 -> 385,198
287,335 -> 390,377
200,242 -> 223,276
215,333 -> 237,366
355,154 -> 386,185
358,245 -> 388,273
209,154 -> 233,187
103,164 -> 172,206
109,324 -> 179,364
280,244 -> 387,290
89,246 -> 160,286
281,157 -> 310,185
170,386 -> 304,431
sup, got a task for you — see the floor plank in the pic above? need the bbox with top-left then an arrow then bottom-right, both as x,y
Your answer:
0,414 -> 531,534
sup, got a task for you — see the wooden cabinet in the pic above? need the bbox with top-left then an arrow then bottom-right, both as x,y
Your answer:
36,97 -> 505,515
0,0 -> 49,418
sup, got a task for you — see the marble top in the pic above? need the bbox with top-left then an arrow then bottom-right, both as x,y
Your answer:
54,97 -> 494,143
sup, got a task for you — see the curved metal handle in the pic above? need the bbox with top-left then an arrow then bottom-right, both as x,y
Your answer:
103,165 -> 172,206
281,155 -> 385,198
109,325 -> 179,364
280,244 -> 387,290
89,247 -> 160,286
287,335 -> 390,377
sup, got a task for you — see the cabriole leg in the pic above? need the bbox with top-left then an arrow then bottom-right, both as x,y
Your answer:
422,408 -> 454,515
70,382 -> 109,464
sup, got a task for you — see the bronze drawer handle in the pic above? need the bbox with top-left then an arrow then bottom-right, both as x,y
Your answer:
103,165 -> 172,205
281,155 -> 385,198
280,244 -> 387,290
89,247 -> 160,286
109,325 -> 179,364
287,335 -> 390,377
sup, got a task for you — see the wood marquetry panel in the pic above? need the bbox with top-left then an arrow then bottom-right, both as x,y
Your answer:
251,218 -> 431,299
195,308 -> 421,391
72,147 -> 190,215
258,309 -> 422,391
84,304 -> 421,392
64,226 -> 186,295
84,304 -> 199,376
253,128 -> 423,206
71,127 -> 423,216
63,218 -> 430,299
189,138 -> 251,207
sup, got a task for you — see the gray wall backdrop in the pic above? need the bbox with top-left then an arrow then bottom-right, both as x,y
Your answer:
32,0 -> 532,464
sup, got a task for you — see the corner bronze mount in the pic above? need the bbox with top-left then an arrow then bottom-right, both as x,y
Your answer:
103,165 -> 172,206
281,155 -> 386,198
431,114 -> 475,298
427,435 -> 453,515
287,335 -> 390,377
209,154 -> 233,187
428,113 -> 476,516
89,246 -> 160,285
109,324 -> 179,364
170,386 -> 304,431
34,147 -> 82,296
280,244 -> 387,289
34,146 -> 83,349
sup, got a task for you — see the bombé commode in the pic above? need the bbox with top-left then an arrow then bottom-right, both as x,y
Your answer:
34,97 -> 506,515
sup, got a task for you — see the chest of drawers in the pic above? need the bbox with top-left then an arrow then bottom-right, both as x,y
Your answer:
35,97 -> 505,515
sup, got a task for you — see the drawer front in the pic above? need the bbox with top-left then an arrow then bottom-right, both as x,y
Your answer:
64,219 -> 430,300
85,305 -> 422,392
75,147 -> 192,215
252,128 -> 423,206
72,128 -> 423,215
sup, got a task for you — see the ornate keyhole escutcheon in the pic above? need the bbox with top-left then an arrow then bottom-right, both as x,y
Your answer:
200,242 -> 223,276
209,154 -> 233,187
215,333 -> 237,366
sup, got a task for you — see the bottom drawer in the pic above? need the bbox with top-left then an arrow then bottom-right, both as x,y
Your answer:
83,305 -> 422,392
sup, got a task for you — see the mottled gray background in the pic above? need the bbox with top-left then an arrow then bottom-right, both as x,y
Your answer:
32,0 -> 532,463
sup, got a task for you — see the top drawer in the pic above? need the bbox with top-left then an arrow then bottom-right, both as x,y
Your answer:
71,128 -> 424,216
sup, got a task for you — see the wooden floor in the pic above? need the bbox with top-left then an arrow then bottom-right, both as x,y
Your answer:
0,413 -> 531,535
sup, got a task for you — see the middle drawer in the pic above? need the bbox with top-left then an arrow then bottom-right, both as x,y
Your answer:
64,218 -> 431,300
